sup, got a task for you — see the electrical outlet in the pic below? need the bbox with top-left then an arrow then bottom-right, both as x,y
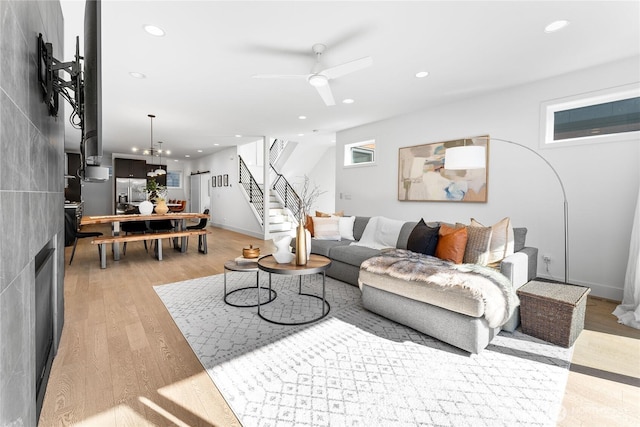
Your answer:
543,255 -> 551,263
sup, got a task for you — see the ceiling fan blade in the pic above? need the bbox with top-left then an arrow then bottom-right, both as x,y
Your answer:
321,56 -> 373,79
315,83 -> 335,106
252,74 -> 308,79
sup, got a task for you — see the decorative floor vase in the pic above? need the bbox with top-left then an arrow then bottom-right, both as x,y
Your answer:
295,224 -> 308,265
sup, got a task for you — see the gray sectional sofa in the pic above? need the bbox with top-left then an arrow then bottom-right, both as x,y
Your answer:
300,216 -> 539,353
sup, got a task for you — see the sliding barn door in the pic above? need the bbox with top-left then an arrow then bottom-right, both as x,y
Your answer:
189,173 -> 210,216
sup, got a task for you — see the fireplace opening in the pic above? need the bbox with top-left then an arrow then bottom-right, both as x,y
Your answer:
35,244 -> 55,419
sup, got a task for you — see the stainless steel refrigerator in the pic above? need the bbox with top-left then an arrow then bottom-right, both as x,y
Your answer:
115,178 -> 147,214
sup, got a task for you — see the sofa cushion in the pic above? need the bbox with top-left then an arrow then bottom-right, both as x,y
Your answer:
463,225 -> 493,265
330,244 -> 381,267
435,224 -> 468,264
313,216 -> 342,240
513,227 -> 527,252
309,239 -> 351,257
353,216 -> 371,241
406,219 -> 439,255
396,221 -> 418,249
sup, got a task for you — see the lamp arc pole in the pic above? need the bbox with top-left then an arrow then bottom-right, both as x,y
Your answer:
477,136 -> 569,284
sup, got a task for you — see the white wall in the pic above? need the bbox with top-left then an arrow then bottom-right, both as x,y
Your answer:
305,146 -> 336,214
187,146 -> 264,238
336,56 -> 640,301
185,141 -> 336,238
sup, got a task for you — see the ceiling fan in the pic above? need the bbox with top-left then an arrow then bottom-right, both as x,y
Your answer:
252,43 -> 372,106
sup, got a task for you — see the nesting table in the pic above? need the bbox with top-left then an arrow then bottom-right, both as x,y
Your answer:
223,259 -> 276,307
257,254 -> 332,325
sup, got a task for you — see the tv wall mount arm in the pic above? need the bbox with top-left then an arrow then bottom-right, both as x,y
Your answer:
37,33 -> 84,132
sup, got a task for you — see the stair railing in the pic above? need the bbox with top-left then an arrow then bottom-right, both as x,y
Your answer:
238,155 -> 264,225
269,138 -> 287,165
270,165 -> 303,223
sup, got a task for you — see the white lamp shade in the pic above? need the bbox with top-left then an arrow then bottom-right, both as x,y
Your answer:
444,146 -> 486,170
155,168 -> 166,175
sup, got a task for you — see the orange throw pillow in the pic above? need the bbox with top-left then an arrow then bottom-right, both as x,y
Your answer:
435,224 -> 468,264
305,215 -> 315,236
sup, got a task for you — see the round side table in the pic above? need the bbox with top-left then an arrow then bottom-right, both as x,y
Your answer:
223,259 -> 276,307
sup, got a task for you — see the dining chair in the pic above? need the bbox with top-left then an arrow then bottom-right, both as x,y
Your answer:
65,212 -> 103,265
121,220 -> 149,255
186,208 -> 209,253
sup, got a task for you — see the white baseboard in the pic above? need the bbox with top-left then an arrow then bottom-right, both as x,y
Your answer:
211,223 -> 264,240
536,273 -> 623,302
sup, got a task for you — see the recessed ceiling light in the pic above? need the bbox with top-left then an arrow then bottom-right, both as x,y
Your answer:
129,72 -> 146,79
197,149 -> 203,153
342,98 -> 355,104
185,154 -> 190,158
214,143 -> 220,146
173,159 -> 179,162
299,115 -> 307,120
165,150 -> 171,155
235,134 -> 242,138
143,24 -> 165,37
298,133 -> 304,137
132,147 -> 138,152
544,20 -> 569,33
415,71 -> 429,78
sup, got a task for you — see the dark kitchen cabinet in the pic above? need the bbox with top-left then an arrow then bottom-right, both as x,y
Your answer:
146,164 -> 167,185
114,158 -> 147,178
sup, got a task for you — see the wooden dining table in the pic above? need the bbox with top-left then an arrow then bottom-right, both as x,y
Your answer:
81,212 -> 209,261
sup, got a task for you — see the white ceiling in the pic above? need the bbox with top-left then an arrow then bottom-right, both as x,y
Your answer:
60,1 -> 640,162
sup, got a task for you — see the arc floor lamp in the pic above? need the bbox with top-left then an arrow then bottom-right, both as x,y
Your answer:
444,136 -> 569,284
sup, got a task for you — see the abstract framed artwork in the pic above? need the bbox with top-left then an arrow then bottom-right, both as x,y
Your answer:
217,175 -> 223,187
212,176 -> 217,187
223,174 -> 229,187
398,136 -> 489,202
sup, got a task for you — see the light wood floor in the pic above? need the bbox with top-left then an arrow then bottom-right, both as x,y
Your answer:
39,225 -> 640,426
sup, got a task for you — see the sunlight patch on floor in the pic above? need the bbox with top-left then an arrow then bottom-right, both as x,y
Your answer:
571,329 -> 640,379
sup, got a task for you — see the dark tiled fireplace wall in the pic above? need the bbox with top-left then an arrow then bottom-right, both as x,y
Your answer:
0,1 -> 65,425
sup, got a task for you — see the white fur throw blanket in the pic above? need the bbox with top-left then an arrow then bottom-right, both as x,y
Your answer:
359,249 -> 519,328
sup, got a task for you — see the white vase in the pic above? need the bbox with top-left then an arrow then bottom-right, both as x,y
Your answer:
138,200 -> 153,215
272,235 -> 294,264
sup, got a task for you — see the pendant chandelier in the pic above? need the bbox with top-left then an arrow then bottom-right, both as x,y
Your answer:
145,114 -> 167,177
155,141 -> 166,176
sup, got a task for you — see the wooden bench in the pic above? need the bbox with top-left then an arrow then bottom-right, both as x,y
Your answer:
92,229 -> 211,268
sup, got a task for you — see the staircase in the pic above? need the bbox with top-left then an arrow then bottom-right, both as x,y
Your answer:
268,196 -> 294,234
238,139 -> 302,239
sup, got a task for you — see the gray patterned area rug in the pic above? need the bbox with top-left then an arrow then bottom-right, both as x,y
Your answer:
154,272 -> 573,427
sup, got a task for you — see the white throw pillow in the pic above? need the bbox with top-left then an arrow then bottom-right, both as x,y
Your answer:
312,217 -> 342,240
338,216 -> 356,240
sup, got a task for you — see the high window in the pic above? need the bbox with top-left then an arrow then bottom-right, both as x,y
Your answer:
540,83 -> 640,148
344,140 -> 376,166
166,170 -> 182,188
